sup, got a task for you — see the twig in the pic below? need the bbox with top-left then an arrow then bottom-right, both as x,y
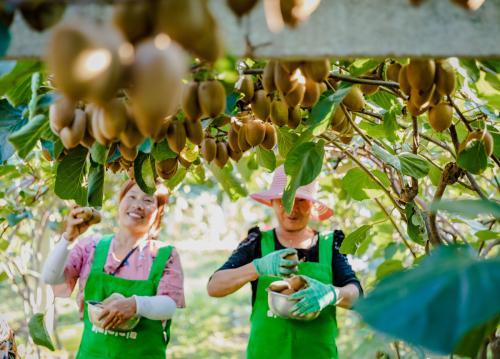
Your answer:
340,104 -> 373,146
448,95 -> 473,131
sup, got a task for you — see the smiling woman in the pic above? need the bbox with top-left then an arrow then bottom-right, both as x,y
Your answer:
41,179 -> 185,359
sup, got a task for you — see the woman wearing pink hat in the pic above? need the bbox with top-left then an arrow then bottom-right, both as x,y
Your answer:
207,165 -> 362,359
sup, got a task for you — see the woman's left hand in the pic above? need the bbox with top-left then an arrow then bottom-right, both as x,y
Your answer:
289,276 -> 338,316
98,297 -> 137,330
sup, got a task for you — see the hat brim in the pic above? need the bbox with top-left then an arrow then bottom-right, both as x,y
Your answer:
250,190 -> 333,221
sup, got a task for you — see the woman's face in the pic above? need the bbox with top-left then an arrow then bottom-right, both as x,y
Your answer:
118,184 -> 159,235
272,197 -> 313,232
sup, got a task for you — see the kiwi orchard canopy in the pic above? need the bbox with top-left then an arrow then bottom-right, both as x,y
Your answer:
0,0 -> 499,358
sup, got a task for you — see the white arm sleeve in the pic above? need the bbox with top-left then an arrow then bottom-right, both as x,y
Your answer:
133,295 -> 177,321
41,236 -> 71,285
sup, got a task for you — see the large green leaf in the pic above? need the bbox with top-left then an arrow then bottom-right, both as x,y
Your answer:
28,313 -> 55,351
376,259 -> 404,281
256,146 -> 276,172
341,168 -> 390,201
87,160 -> 104,208
209,163 -> 248,201
0,99 -> 26,161
55,146 -> 88,206
89,142 -> 108,165
382,108 -> 398,143
282,141 -> 324,213
134,152 -> 156,195
276,126 -> 299,158
355,245 -> 500,355
151,140 -> 177,161
398,153 -> 430,179
0,61 -> 41,98
405,202 -> 426,245
8,114 -> 49,158
431,199 -> 500,219
457,140 -> 489,175
339,224 -> 372,255
166,166 -> 187,190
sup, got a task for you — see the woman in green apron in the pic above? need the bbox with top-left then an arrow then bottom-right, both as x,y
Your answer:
42,179 -> 185,359
207,165 -> 362,358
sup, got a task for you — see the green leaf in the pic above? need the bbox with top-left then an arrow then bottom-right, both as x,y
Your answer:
405,202 -> 426,245
7,210 -> 31,227
0,239 -> 9,251
341,168 -> 390,201
453,317 -> 499,357
457,140 -> 489,175
475,230 -> 499,241
134,152 -> 156,195
431,199 -> 500,219
166,166 -> 187,190
55,146 -> 88,206
348,59 -> 379,76
398,153 -> 430,179
40,139 -> 63,161
372,144 -> 401,170
28,313 -> 55,351
8,114 -> 48,158
87,160 -> 104,208
0,61 -> 41,97
276,126 -> 299,158
151,140 -> 177,161
428,165 -> 441,186
459,59 -> 480,82
138,138 -> 152,153
382,109 -> 398,143
339,225 -> 372,255
357,121 -> 386,139
376,259 -> 404,281
90,142 -> 108,165
6,71 -> 32,108
355,245 -> 500,355
256,146 -> 276,172
0,271 -> 7,282
282,141 -> 324,213
209,163 -> 248,201
0,99 -> 26,161
367,91 -> 396,111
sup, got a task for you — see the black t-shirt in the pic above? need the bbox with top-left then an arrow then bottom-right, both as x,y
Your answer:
216,226 -> 363,306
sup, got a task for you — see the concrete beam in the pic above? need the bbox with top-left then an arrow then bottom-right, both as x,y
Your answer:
5,0 -> 500,60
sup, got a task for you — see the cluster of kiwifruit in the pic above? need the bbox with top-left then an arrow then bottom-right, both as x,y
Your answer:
0,1 -> 66,32
268,275 -> 308,295
391,59 -> 456,133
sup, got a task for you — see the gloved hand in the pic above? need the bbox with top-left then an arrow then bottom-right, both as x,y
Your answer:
290,276 -> 338,316
253,248 -> 299,277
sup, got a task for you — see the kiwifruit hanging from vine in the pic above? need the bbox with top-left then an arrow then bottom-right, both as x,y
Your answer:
184,119 -> 204,145
319,82 -> 328,93
214,142 -> 229,168
91,108 -> 111,146
238,124 -> 252,152
20,1 -> 66,32
80,127 -> 95,149
131,38 -> 188,137
301,79 -> 320,108
287,106 -> 302,129
270,98 -> 288,127
386,62 -> 402,82
410,86 -> 435,108
406,101 -> 427,117
118,143 -> 139,161
261,123 -> 277,150
245,120 -> 266,147
152,117 -> 171,142
301,59 -> 331,82
156,157 -> 178,180
201,136 -> 217,162
166,119 -> 187,153
236,75 -> 255,103
360,74 -> 379,95
228,127 -> 240,152
342,86 -> 365,112
59,109 -> 87,149
281,61 -> 301,73
398,65 -> 411,96
181,81 -> 202,121
100,99 -> 128,140
228,146 -> 243,161
435,60 -> 456,96
198,80 -> 226,118
49,97 -> 75,134
459,130 -> 493,156
407,59 -> 436,91
119,119 -> 145,149
112,1 -> 154,44
251,90 -> 271,121
227,0 -> 258,17
274,62 -> 298,95
428,103 -> 453,132
263,60 -> 277,93
178,154 -> 192,169
340,125 -> 354,145
283,83 -> 306,108
331,107 -> 347,133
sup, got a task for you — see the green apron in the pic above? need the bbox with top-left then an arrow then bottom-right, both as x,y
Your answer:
77,235 -> 173,359
247,230 -> 339,359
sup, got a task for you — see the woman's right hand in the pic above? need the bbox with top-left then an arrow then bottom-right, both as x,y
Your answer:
63,206 -> 100,242
252,248 -> 299,278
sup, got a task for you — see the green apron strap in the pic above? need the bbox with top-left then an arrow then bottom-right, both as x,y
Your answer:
147,245 -> 173,286
318,231 -> 334,278
261,230 -> 275,255
90,235 -> 114,274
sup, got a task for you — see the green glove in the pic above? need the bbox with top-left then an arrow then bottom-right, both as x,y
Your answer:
253,248 -> 299,277
290,276 -> 338,316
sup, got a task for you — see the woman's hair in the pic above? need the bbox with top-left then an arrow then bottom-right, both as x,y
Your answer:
119,179 -> 169,239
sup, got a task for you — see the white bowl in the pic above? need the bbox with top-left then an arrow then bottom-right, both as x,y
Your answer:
266,288 -> 320,321
87,301 -> 140,332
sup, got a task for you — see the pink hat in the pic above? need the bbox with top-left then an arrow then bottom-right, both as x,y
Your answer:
250,165 -> 333,221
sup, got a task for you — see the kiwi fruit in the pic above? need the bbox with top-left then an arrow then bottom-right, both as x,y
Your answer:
228,146 -> 243,161
407,59 -> 436,91
198,80 -> 226,118
20,1 -> 66,32
288,275 -> 307,291
88,208 -> 102,225
331,107 -> 348,133
181,81 -> 202,121
100,99 -> 128,140
80,127 -> 95,149
245,120 -> 266,147
260,123 -> 277,150
274,62 -> 298,95
251,90 -> 271,121
398,65 -> 411,96
214,142 -> 229,168
301,79 -> 320,108
227,0 -> 258,17
283,252 -> 299,269
118,143 -> 139,161
112,1 -> 154,44
166,120 -> 187,153
319,82 -> 328,93
270,98 -> 288,127
459,130 -> 493,156
153,117 -> 172,142
262,60 -> 277,93
342,86 -> 365,112
340,125 -> 354,144
283,83 -> 306,108
301,59 -> 331,82
407,101 -> 427,117
238,124 -> 252,152
119,119 -> 145,149
156,157 -> 178,180
287,106 -> 302,129
184,119 -> 204,145
281,288 -> 295,295
228,127 -> 241,152
435,61 -> 456,96
428,103 -> 453,132
91,108 -> 111,146
178,154 -> 192,169
131,38 -> 188,137
410,86 -> 435,108
74,207 -> 93,222
59,109 -> 87,149
269,280 -> 291,293
236,75 -> 254,103
201,137 -> 217,162
49,97 -> 75,134
386,62 -> 402,82
360,73 -> 379,95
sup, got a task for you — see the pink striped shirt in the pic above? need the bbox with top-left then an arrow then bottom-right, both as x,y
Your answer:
53,235 -> 185,315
